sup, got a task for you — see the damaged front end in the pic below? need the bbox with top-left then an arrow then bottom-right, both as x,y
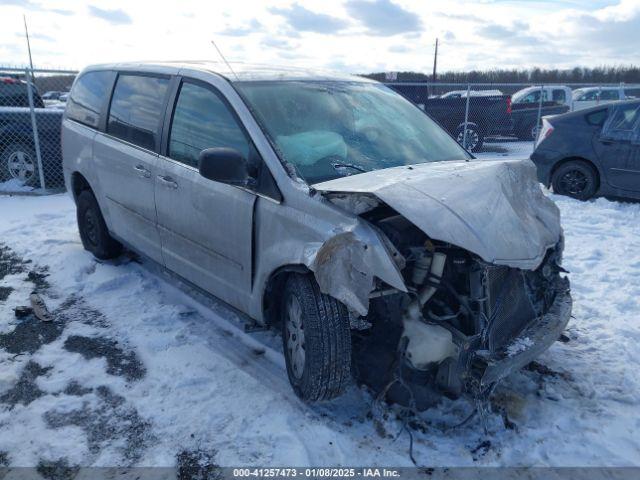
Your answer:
313,160 -> 572,409
352,216 -> 570,409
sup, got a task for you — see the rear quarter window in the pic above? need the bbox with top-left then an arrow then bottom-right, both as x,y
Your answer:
586,109 -> 607,126
107,74 -> 170,151
66,70 -> 114,128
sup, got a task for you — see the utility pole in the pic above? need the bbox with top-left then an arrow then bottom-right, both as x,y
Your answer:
23,15 -> 34,80
432,38 -> 438,83
431,38 -> 438,98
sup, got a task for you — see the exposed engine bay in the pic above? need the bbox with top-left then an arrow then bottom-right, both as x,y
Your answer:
349,203 -> 572,410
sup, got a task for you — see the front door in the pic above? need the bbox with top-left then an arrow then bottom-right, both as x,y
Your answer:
594,103 -> 640,192
155,79 -> 256,308
93,73 -> 171,263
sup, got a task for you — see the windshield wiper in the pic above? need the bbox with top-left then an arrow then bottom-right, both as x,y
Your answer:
331,162 -> 368,174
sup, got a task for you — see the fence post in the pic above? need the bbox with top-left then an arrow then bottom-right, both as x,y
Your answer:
463,83 -> 471,149
534,84 -> 544,144
25,68 -> 45,190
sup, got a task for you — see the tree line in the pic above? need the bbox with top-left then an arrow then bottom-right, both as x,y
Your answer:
365,66 -> 640,84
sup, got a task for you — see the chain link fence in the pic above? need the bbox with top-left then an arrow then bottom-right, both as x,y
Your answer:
1,66 -> 639,195
0,66 -> 77,193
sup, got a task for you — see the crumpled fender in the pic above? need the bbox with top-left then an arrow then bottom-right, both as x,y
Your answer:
305,225 -> 406,316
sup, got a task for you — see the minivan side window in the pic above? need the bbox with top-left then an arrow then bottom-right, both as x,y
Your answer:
66,71 -> 114,128
107,74 -> 170,151
168,81 -> 250,168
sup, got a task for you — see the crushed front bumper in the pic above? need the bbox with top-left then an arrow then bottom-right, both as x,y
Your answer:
479,276 -> 571,388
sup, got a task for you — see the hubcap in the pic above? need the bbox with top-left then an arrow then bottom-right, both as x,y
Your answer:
7,150 -> 35,182
457,129 -> 479,150
559,169 -> 588,195
285,296 -> 305,380
83,209 -> 99,246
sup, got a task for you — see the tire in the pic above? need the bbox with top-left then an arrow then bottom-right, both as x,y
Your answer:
551,160 -> 598,200
1,142 -> 40,186
76,190 -> 122,259
455,125 -> 484,152
281,273 -> 351,402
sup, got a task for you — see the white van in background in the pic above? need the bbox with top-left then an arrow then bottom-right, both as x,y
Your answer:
511,85 -> 573,109
572,87 -> 633,111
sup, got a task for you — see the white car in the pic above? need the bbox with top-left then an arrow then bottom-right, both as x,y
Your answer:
572,87 -> 631,111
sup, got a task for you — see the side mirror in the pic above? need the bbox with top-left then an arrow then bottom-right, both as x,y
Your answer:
198,147 -> 256,187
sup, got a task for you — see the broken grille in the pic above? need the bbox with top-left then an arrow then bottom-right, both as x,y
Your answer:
485,266 -> 538,352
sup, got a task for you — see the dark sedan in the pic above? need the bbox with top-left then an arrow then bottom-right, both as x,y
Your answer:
531,100 -> 640,200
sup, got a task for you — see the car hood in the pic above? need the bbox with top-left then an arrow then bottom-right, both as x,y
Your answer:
313,159 -> 561,270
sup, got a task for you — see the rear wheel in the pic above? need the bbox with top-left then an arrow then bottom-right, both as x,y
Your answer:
551,160 -> 598,200
1,143 -> 39,186
281,274 -> 351,402
77,190 -> 122,259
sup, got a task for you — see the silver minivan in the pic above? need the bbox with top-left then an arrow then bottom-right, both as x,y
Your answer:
62,62 -> 571,406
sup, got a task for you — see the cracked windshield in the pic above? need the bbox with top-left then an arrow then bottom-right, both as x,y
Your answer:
238,81 -> 471,183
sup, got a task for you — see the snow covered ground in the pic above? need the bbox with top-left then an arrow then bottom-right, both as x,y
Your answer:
0,190 -> 639,469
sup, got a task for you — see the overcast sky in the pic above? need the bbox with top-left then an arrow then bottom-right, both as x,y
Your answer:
0,0 -> 638,73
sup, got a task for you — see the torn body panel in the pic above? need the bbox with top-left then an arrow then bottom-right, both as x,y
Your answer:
310,232 -> 374,317
307,225 -> 407,316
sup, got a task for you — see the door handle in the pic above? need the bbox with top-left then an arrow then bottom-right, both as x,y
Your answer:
157,175 -> 178,189
133,164 -> 151,178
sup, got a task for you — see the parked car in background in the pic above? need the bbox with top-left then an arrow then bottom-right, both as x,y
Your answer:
531,100 -> 640,200
388,84 -> 512,151
439,89 -> 503,99
0,76 -> 44,108
0,107 -> 64,186
0,77 -> 63,187
62,62 -> 570,407
572,86 -> 631,111
510,86 -> 571,140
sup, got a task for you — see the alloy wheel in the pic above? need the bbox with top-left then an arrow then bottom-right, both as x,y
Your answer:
456,129 -> 479,151
559,169 -> 589,195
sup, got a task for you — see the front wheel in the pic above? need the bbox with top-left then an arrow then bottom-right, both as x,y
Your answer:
281,274 -> 351,402
551,160 -> 598,200
455,125 -> 483,152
